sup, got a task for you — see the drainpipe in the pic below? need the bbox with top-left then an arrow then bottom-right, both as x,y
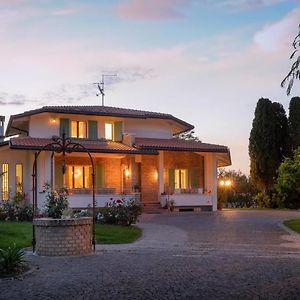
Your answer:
0,116 -> 5,142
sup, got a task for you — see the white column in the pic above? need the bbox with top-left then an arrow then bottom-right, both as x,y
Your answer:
158,151 -> 164,197
204,153 -> 218,211
44,152 -> 52,187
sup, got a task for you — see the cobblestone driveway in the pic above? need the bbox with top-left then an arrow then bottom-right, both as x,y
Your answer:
1,210 -> 300,300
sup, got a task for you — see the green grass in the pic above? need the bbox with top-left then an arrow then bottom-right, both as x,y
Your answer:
283,219 -> 300,234
0,222 -> 32,249
95,224 -> 142,244
0,222 -> 142,249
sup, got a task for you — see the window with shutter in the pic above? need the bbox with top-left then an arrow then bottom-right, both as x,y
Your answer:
113,121 -> 123,142
59,118 -> 70,137
88,121 -> 98,139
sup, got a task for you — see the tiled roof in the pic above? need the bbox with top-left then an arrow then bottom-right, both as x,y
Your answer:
7,106 -> 193,136
135,138 -> 229,153
10,137 -> 157,155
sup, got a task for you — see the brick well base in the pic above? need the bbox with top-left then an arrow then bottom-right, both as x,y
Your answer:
33,217 -> 92,256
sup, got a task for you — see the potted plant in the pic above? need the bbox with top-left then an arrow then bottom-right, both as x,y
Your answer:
133,184 -> 140,193
167,199 -> 175,212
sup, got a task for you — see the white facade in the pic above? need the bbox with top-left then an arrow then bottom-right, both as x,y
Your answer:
0,107 -> 230,212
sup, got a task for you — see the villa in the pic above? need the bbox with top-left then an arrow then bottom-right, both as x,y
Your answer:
0,106 -> 231,211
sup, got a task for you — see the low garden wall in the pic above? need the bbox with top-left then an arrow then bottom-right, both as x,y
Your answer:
33,217 -> 92,256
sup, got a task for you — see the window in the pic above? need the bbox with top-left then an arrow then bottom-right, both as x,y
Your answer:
175,169 -> 188,189
105,123 -> 113,140
15,163 -> 23,193
2,163 -> 9,200
71,121 -> 87,138
67,166 -> 90,189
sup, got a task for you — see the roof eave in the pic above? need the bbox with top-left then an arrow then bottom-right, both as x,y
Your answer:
9,143 -> 158,155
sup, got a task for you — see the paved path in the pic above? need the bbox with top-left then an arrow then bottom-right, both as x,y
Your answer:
1,210 -> 300,299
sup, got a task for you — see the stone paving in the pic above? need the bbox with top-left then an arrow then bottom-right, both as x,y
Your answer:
1,210 -> 300,299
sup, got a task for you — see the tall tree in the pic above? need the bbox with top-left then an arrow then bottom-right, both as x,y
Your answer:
249,98 -> 288,194
288,96 -> 300,152
281,24 -> 300,95
174,129 -> 200,141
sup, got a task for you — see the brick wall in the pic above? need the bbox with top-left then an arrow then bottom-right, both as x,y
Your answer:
163,151 -> 204,192
140,155 -> 159,203
33,217 -> 92,256
55,156 -> 122,193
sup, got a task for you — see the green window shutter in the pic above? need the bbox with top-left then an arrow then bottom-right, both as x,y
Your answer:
113,121 -> 123,142
95,164 -> 104,190
190,168 -> 198,189
168,169 -> 175,193
88,121 -> 98,139
59,118 -> 70,137
55,163 -> 63,190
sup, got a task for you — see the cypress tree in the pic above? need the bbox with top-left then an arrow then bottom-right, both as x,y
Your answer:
249,98 -> 288,194
288,96 -> 300,152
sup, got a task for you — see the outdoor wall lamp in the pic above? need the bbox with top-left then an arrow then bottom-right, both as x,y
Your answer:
50,117 -> 57,125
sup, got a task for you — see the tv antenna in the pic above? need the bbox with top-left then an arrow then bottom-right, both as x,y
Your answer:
94,74 -> 117,106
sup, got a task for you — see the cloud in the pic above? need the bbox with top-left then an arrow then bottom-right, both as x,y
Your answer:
50,6 -> 83,16
115,0 -> 190,20
205,0 -> 290,11
0,93 -> 32,105
254,7 -> 300,51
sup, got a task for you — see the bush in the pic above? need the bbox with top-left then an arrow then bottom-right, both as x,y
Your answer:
97,199 -> 142,226
0,244 -> 26,276
275,148 -> 300,209
253,192 -> 272,208
0,193 -> 32,221
227,193 -> 256,208
43,188 -> 69,219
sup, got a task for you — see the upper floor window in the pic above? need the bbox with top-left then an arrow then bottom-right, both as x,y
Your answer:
15,163 -> 23,193
71,121 -> 87,138
1,163 -> 9,200
105,123 -> 113,140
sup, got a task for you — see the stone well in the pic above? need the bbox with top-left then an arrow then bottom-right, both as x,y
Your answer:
33,217 -> 93,256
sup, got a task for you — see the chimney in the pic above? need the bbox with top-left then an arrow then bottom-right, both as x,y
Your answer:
0,116 -> 5,142
122,133 -> 136,147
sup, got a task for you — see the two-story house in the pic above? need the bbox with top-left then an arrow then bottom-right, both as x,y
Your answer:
0,106 -> 231,211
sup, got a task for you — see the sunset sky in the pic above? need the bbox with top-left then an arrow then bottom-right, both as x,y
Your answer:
1,0 -> 300,174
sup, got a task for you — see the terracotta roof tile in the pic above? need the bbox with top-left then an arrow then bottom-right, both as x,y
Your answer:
7,106 -> 193,137
135,138 -> 229,153
10,137 -> 157,155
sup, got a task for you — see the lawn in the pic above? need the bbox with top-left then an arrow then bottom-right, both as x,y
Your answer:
0,222 -> 142,249
283,219 -> 300,234
95,224 -> 142,244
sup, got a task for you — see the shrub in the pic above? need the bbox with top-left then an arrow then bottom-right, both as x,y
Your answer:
97,199 -> 142,226
275,148 -> 300,209
0,244 -> 26,276
0,193 -> 32,221
253,192 -> 272,208
43,188 -> 69,219
73,209 -> 92,218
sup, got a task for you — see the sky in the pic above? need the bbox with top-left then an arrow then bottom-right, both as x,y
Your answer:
0,0 -> 300,174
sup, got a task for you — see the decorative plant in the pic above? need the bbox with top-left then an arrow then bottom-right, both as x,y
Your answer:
167,199 -> 175,212
73,209 -> 92,218
133,184 -> 140,192
0,193 -> 32,222
97,198 -> 142,226
0,244 -> 26,276
61,208 -> 74,219
43,187 -> 69,219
